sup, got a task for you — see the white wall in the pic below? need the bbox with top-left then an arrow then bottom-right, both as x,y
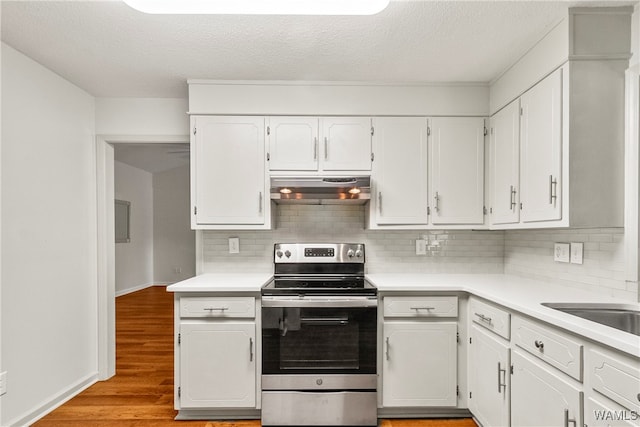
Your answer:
201,205 -> 504,274
95,97 -> 189,136
153,165 -> 195,284
1,43 -> 97,426
114,161 -> 154,296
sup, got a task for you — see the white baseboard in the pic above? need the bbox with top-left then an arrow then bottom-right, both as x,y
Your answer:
8,372 -> 98,427
115,282 -> 155,297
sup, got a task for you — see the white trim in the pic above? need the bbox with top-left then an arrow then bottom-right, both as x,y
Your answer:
625,68 -> 640,294
187,79 -> 490,88
7,373 -> 98,427
115,282 -> 157,297
96,134 -> 189,382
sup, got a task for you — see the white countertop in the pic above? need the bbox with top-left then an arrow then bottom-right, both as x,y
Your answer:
166,273 -> 272,293
367,273 -> 640,358
166,272 -> 639,357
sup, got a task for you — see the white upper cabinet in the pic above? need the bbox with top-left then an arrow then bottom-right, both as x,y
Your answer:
519,68 -> 563,223
430,117 -> 485,225
191,116 -> 270,229
267,117 -> 319,171
267,116 -> 372,173
321,117 -> 372,171
489,99 -> 521,225
370,117 -> 429,226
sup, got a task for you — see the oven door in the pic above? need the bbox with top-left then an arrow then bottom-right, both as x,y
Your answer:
261,296 -> 377,375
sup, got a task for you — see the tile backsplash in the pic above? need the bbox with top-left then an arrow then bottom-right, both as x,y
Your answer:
201,205 -> 636,300
201,205 -> 504,274
504,228 -> 633,299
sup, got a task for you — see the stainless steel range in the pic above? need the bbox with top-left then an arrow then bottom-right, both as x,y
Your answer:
261,243 -> 377,427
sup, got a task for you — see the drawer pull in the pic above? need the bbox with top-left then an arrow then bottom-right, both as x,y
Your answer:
204,307 -> 229,312
534,340 -> 544,350
411,306 -> 435,311
474,312 -> 492,324
564,409 -> 577,427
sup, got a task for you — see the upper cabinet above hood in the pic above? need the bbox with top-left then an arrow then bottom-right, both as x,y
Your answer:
270,176 -> 371,205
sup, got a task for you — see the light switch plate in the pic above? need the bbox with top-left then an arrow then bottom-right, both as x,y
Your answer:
228,237 -> 240,254
554,243 -> 570,263
415,239 -> 427,255
570,242 -> 584,264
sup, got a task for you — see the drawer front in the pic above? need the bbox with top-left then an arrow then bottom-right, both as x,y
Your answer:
469,297 -> 511,340
383,296 -> 458,318
180,297 -> 255,318
589,349 -> 640,412
513,316 -> 583,381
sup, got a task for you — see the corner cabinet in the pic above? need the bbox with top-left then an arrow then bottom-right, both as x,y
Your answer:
191,116 -> 271,230
267,116 -> 372,173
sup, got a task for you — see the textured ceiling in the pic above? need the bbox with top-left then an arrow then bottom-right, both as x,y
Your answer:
1,1 -> 635,98
114,143 -> 189,174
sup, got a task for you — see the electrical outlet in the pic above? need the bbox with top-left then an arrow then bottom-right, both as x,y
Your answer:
0,371 -> 7,396
570,242 -> 584,265
415,239 -> 427,255
228,237 -> 240,254
173,266 -> 182,274
554,243 -> 570,263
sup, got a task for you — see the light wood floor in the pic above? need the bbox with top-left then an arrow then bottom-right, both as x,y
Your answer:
33,286 -> 477,427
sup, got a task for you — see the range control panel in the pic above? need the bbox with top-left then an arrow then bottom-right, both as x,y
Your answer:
274,243 -> 364,263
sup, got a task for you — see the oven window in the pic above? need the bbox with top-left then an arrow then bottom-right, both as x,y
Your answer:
262,306 -> 376,375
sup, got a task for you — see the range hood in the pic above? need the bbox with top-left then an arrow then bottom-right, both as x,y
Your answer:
270,176 -> 371,205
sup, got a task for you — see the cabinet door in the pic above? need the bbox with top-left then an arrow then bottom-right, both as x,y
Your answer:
520,68 -> 563,223
490,100 -> 521,225
511,350 -> 582,427
468,325 -> 510,427
382,322 -> 457,407
320,117 -> 372,171
193,116 -> 266,225
179,322 -> 256,408
268,117 -> 319,171
371,117 -> 429,225
430,117 -> 485,225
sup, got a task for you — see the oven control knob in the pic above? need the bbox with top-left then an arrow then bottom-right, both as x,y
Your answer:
355,249 -> 363,258
347,249 -> 355,258
284,250 -> 292,258
316,379 -> 323,386
276,250 -> 283,258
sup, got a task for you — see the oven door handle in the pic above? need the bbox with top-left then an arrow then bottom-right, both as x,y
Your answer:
262,296 -> 377,308
300,317 -> 349,325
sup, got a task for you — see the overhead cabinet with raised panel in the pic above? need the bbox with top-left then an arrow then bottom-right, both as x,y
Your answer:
488,8 -> 632,229
267,116 -> 372,173
190,116 -> 271,230
368,116 -> 486,229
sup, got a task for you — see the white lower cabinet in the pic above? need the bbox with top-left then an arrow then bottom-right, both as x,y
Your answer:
179,322 -> 256,408
468,324 -> 510,427
511,350 -> 582,427
585,397 -> 639,427
382,321 -> 458,407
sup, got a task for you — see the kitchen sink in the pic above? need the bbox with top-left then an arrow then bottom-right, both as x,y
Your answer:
541,303 -> 640,337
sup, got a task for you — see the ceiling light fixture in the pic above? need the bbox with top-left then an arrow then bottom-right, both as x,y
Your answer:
122,0 -> 390,15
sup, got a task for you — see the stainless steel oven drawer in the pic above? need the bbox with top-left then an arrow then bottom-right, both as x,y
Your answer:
261,391 -> 377,426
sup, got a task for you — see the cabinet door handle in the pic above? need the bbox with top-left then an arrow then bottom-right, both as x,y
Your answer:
434,191 -> 440,213
259,192 -> 263,214
313,137 -> 318,160
249,337 -> 254,362
498,362 -> 507,394
324,137 -> 328,160
510,185 -> 517,211
378,192 -> 383,215
564,409 -> 577,427
549,175 -> 558,205
385,337 -> 390,361
534,340 -> 544,350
